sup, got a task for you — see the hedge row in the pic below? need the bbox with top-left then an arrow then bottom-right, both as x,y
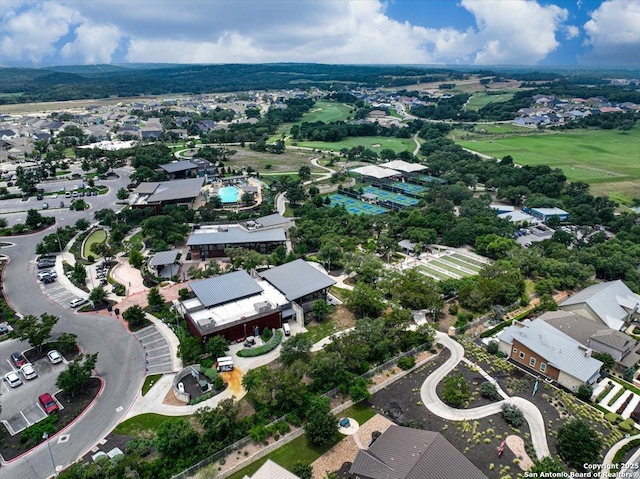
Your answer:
237,330 -> 283,358
480,308 -> 535,338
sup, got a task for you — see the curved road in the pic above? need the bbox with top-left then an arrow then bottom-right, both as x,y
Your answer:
0,167 -> 146,477
421,332 -> 550,460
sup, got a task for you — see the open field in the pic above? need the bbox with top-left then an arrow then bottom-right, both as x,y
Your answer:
293,136 -> 416,154
456,125 -> 640,198
464,91 -> 515,110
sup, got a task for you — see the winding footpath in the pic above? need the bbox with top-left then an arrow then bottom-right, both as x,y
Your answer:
420,332 -> 550,460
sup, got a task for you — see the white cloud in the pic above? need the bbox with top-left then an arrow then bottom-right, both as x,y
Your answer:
565,25 -> 580,40
61,23 -> 122,64
1,0 -> 577,66
0,2 -> 81,63
582,0 -> 640,65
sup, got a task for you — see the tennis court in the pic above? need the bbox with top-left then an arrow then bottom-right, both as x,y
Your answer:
384,181 -> 427,195
329,193 -> 389,215
363,186 -> 418,207
418,175 -> 445,184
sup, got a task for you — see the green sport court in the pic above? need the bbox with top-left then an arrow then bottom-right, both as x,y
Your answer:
329,193 -> 389,215
363,186 -> 419,207
383,181 -> 427,196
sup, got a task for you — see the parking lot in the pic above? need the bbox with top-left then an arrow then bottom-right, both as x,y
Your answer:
0,350 -> 66,435
515,225 -> 554,247
36,274 -> 79,307
134,325 -> 173,375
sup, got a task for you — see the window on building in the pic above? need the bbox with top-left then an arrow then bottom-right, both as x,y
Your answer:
541,363 -> 547,373
513,348 -> 517,353
530,357 -> 536,367
519,352 -> 525,359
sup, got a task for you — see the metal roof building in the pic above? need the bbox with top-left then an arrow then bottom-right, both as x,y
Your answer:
190,271 -> 263,308
379,160 -> 427,173
258,259 -> 336,302
349,426 -> 485,479
350,165 -> 401,180
187,226 -> 286,247
148,250 -> 179,268
498,318 -> 603,384
158,160 -> 198,174
559,280 -> 640,331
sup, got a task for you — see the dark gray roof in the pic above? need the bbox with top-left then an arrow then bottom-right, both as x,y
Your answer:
258,260 -> 335,301
159,160 -> 198,173
187,227 -> 286,246
142,177 -> 204,203
148,250 -> 179,267
254,213 -> 291,228
190,271 -> 263,308
134,182 -> 160,195
349,426 -> 485,479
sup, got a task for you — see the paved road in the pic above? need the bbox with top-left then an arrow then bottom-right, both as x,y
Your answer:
0,166 -> 146,477
420,332 -> 550,460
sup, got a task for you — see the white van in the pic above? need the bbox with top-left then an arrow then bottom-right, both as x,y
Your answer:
69,297 -> 88,308
216,356 -> 234,372
282,322 -> 291,336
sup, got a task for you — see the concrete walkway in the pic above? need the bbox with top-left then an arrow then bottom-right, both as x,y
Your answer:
420,332 -> 550,459
602,433 -> 640,468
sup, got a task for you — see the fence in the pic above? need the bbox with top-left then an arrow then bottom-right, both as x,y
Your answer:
454,301 -> 520,337
171,341 -> 434,479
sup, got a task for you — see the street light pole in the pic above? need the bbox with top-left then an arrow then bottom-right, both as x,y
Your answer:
42,432 -> 58,477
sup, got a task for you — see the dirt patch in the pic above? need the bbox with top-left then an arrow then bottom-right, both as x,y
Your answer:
163,387 -> 185,406
505,435 -> 534,470
331,305 -> 356,329
0,377 -> 102,461
221,368 -> 245,397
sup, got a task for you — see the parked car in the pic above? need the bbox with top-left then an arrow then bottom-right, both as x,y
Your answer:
47,350 -> 63,364
41,276 -> 55,284
11,352 -> 27,367
65,192 -> 71,198
69,297 -> 88,308
36,193 -> 43,200
0,325 -> 9,335
20,363 -> 38,380
39,393 -> 59,414
92,190 -> 98,196
42,202 -> 49,210
6,371 -> 22,388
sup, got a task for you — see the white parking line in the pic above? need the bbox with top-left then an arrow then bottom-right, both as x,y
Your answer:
145,346 -> 170,354
6,359 -> 18,372
20,410 -> 31,426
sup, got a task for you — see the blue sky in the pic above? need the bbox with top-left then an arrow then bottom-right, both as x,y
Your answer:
1,0 -> 638,67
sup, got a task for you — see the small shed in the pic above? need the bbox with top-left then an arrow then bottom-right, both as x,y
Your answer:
361,192 -> 378,204
148,250 -> 180,278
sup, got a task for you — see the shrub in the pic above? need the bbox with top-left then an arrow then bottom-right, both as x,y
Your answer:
262,327 -> 273,342
349,377 -> 371,402
620,419 -> 636,432
624,367 -> 637,382
501,404 -> 525,428
398,356 -> 416,370
126,437 -> 154,457
480,381 -> 501,400
557,419 -> 603,469
237,330 -> 283,357
486,341 -> 499,355
605,412 -> 623,424
178,288 -> 190,300
442,373 -> 470,407
249,424 -> 269,443
449,303 -> 459,315
576,384 -> 593,402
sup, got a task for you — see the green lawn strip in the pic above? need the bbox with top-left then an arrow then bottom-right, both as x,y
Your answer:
428,259 -> 473,276
439,255 -> 482,272
613,438 -> 640,465
82,229 -> 106,258
415,265 -> 450,281
294,136 -> 416,154
113,413 -> 188,437
305,317 -> 344,344
127,232 -> 144,251
451,253 -> 486,268
609,376 -> 640,396
142,374 -> 163,396
607,387 -> 626,407
226,403 -> 375,479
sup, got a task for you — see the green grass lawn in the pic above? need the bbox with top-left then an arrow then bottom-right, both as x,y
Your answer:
416,265 -> 450,281
428,259 -> 472,277
127,232 -> 144,251
464,91 -> 515,110
451,253 -> 486,268
113,413 -> 189,437
225,403 -> 375,479
142,374 -> 162,396
456,126 -> 640,184
440,255 -> 482,272
294,136 -> 416,154
299,101 -> 352,124
82,229 -> 106,259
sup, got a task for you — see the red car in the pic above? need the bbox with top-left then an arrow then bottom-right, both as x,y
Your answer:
39,393 -> 59,415
11,352 -> 27,367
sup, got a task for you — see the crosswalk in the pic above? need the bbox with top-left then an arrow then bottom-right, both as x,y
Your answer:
38,279 -> 78,307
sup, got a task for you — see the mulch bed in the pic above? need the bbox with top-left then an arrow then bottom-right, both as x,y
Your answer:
0,377 -> 101,461
371,356 -> 531,479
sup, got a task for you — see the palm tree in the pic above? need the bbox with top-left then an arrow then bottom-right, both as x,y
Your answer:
70,263 -> 87,286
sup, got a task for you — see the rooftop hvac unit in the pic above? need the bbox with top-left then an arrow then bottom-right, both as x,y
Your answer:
254,301 -> 272,313
218,226 -> 228,232
196,317 -> 216,331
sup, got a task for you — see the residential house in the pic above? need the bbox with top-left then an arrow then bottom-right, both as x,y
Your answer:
158,160 -> 198,179
559,280 -> 640,331
497,318 -> 603,391
541,310 -> 640,370
241,460 -> 299,479
349,425 -> 485,479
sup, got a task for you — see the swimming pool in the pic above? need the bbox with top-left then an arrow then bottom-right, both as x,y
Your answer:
218,186 -> 240,203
